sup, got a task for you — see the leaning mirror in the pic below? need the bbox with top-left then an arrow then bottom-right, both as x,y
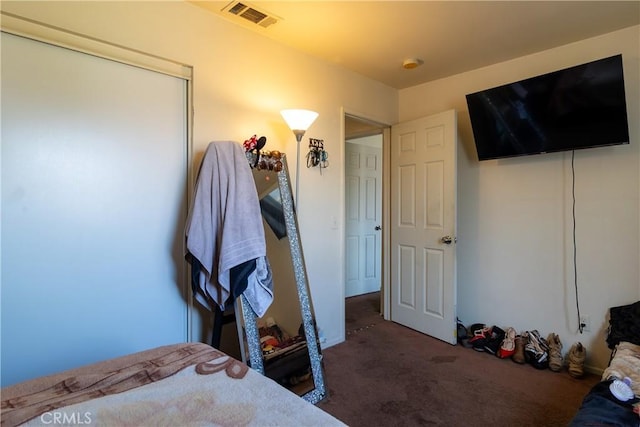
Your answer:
238,150 -> 327,404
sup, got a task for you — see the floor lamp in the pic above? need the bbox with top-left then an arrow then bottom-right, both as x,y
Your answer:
280,109 -> 319,208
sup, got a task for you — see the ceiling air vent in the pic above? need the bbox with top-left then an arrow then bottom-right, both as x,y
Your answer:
223,1 -> 280,28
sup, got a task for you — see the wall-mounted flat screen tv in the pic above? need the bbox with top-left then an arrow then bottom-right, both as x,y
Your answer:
466,54 -> 630,161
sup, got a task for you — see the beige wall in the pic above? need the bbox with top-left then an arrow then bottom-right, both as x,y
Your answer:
400,26 -> 640,371
1,1 -> 398,350
3,1 -> 637,373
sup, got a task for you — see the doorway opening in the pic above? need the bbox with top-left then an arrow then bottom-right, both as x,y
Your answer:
344,113 -> 390,338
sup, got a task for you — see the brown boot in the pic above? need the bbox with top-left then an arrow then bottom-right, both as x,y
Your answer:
547,333 -> 563,372
568,342 -> 586,378
512,333 -> 526,364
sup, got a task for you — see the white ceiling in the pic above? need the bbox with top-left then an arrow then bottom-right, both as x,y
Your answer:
190,1 -> 639,90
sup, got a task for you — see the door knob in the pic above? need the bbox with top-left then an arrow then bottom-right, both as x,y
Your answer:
440,235 -> 455,244
375,225 -> 382,231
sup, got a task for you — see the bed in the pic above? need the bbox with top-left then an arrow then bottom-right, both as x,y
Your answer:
1,342 -> 345,427
569,301 -> 640,426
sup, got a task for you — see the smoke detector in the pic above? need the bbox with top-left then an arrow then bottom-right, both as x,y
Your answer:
222,1 -> 280,28
402,58 -> 424,69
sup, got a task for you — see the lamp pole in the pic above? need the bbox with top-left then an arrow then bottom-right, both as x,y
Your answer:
280,110 -> 319,209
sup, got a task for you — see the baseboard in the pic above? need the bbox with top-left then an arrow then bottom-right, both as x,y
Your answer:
584,363 -> 604,377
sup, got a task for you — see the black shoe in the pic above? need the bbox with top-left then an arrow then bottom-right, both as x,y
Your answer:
483,326 -> 506,355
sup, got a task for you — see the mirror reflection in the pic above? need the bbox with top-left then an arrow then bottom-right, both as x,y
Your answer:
239,151 -> 327,403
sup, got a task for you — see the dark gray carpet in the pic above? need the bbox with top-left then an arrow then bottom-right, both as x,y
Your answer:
317,292 -> 599,426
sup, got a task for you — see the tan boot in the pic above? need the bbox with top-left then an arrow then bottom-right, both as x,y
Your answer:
568,342 -> 586,378
512,333 -> 526,364
547,333 -> 563,372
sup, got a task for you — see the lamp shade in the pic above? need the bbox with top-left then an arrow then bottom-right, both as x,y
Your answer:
280,109 -> 319,132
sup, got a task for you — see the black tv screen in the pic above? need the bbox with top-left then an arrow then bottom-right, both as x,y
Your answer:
466,54 -> 630,161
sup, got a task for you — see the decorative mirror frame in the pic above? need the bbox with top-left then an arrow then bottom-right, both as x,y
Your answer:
242,151 -> 327,404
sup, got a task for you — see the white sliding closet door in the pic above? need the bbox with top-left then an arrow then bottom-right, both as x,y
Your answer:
1,32 -> 189,386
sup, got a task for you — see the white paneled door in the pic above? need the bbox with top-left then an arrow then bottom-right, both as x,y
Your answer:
1,32 -> 189,386
390,110 -> 457,344
345,141 -> 382,297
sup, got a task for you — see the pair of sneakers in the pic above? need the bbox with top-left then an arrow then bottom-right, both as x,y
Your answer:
468,324 -> 505,354
468,324 -> 491,351
523,330 -> 550,369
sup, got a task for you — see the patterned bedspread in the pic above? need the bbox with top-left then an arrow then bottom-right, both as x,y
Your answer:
602,341 -> 640,397
1,343 -> 345,427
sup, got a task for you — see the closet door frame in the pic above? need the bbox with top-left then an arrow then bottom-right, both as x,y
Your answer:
1,12 -> 195,384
